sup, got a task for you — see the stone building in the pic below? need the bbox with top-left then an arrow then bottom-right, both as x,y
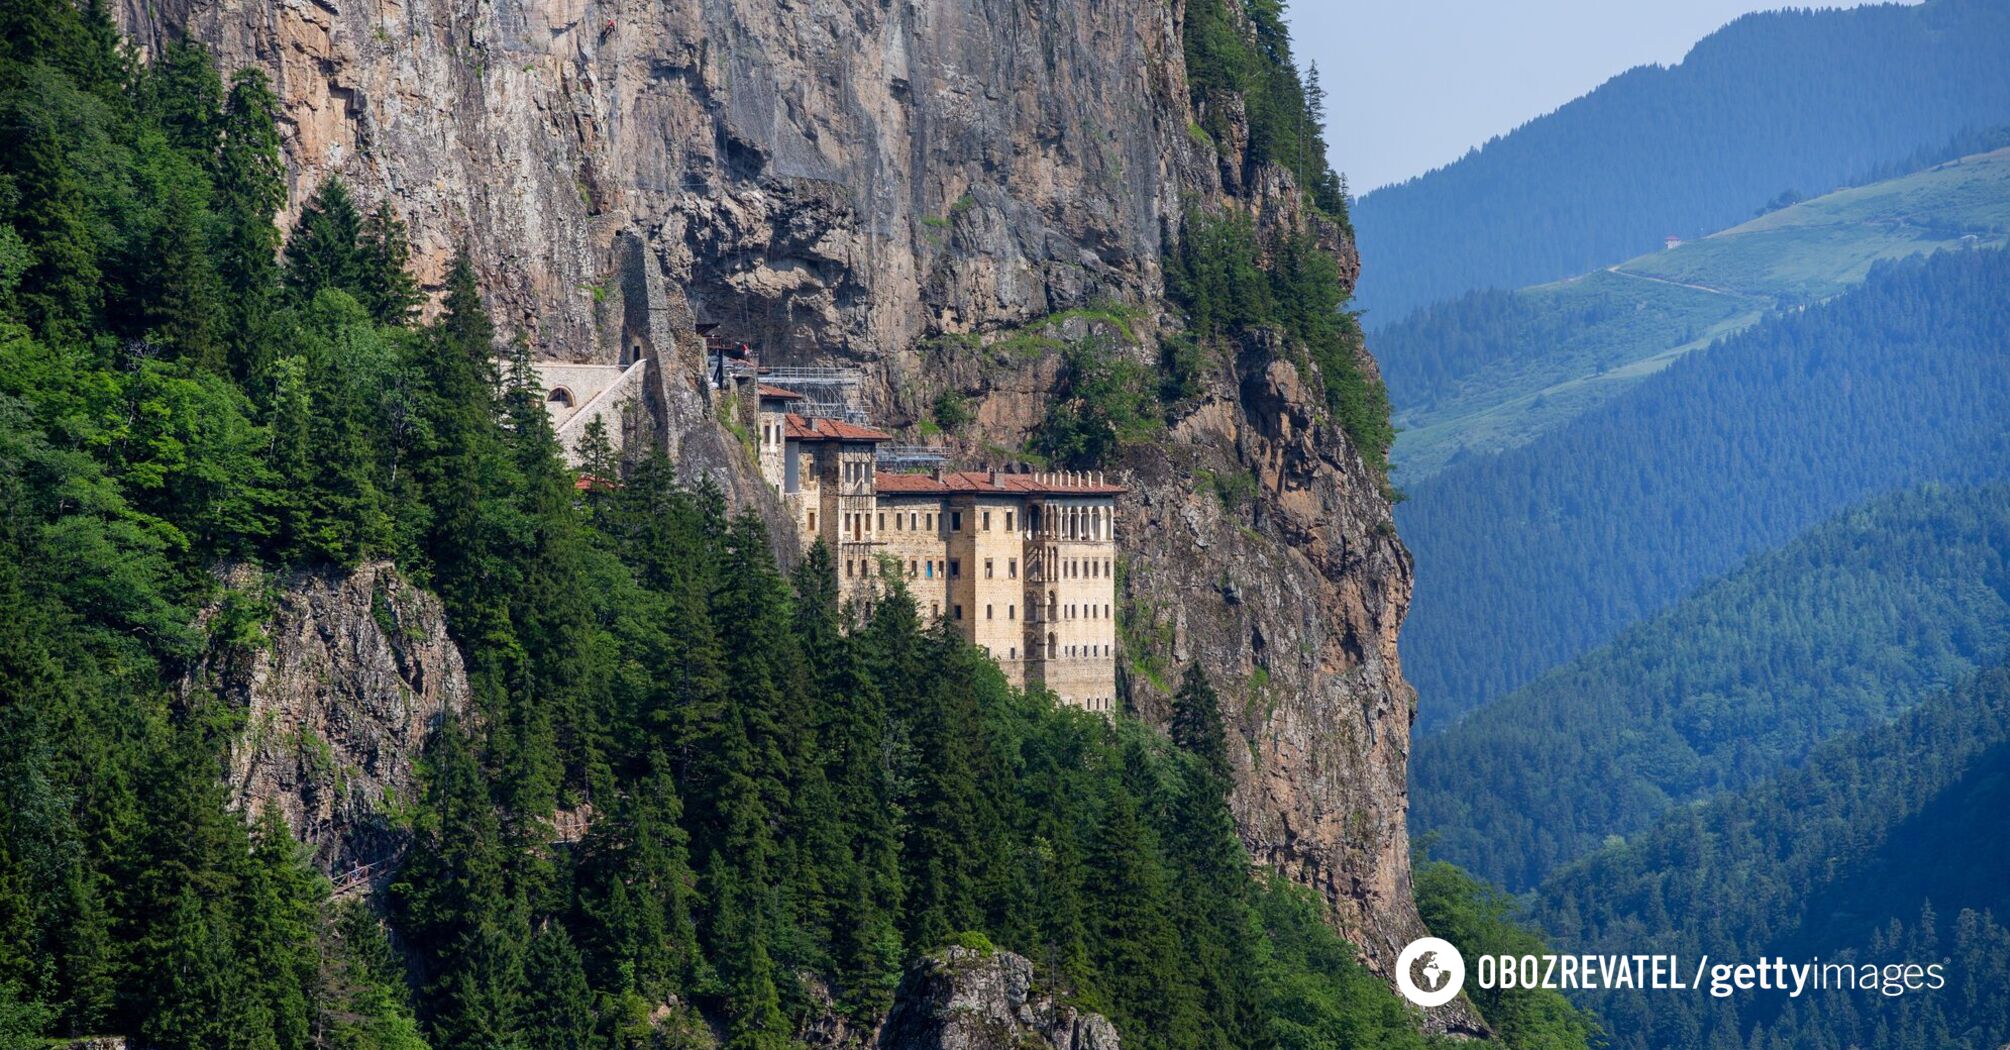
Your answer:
767,422 -> 1122,713
518,355 -> 1121,713
524,359 -> 648,463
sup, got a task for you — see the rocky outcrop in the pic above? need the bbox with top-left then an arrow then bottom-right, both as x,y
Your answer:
194,562 -> 468,876
128,0 -> 1448,1026
879,947 -> 1118,1050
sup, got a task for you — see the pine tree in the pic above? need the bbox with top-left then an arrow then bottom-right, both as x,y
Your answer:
143,39 -> 221,161
794,544 -> 904,1020
1170,664 -> 1232,785
358,201 -> 421,326
2,106 -> 101,341
394,727 -> 528,1050
284,177 -> 364,305
520,925 -> 595,1050
141,165 -> 226,371
1085,786 -> 1195,1050
213,68 -> 285,377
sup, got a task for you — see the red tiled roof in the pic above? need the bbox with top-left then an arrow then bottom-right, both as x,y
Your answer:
875,471 -> 950,494
782,413 -> 892,442
872,469 -> 1123,496
758,384 -> 806,400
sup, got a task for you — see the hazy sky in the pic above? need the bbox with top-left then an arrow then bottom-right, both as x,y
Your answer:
1285,1 -> 1901,193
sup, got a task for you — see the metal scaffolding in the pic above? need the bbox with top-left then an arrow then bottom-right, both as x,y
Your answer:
763,365 -> 868,423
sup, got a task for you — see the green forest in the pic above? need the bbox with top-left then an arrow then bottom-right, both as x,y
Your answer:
1397,246 -> 2010,727
1533,666 -> 2010,1050
1413,483 -> 2010,889
0,7 -> 1594,1050
1350,0 -> 2010,321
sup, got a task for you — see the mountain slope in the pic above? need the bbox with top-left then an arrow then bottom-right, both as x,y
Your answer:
1381,147 -> 2010,480
1533,666 -> 2010,1049
1413,484 -> 2010,889
1351,0 -> 2010,321
1397,246 -> 2010,727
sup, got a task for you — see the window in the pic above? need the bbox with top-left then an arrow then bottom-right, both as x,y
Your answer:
878,512 -> 885,532
983,511 -> 992,531
925,562 -> 934,579
1009,647 -> 1017,659
1006,510 -> 1015,531
909,512 -> 917,530
845,559 -> 853,578
908,559 -> 917,578
1008,604 -> 1015,620
547,387 -> 574,407
931,602 -> 940,617
1104,558 -> 1112,576
949,559 -> 961,579
984,559 -> 994,579
951,511 -> 963,532
1009,558 -> 1018,579
986,605 -> 993,620
955,605 -> 964,620
808,511 -> 817,530
1104,603 -> 1110,618
1048,633 -> 1057,658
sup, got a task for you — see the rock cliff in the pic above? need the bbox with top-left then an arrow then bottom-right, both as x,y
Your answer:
878,946 -> 1118,1050
124,0 -> 1446,1024
194,562 -> 468,877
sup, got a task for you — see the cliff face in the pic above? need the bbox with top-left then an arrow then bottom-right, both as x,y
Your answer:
125,0 -> 1436,1009
195,562 -> 468,877
878,947 -> 1119,1050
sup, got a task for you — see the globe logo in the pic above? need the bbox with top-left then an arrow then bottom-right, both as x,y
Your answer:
1395,936 -> 1466,1007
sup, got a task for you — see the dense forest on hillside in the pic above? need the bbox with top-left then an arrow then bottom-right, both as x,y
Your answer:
1375,145 -> 2010,480
1397,246 -> 2010,727
1533,667 -> 2010,1050
1350,0 -> 2010,321
1413,484 -> 2010,889
0,8 -> 1594,1050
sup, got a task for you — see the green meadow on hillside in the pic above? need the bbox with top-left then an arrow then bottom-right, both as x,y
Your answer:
1383,148 -> 2010,480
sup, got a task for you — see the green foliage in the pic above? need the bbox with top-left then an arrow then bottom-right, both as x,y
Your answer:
1533,666 -> 2010,1049
1413,862 -> 1601,1049
1416,484 -> 2010,889
1399,247 -> 2010,727
1167,210 -> 1392,474
1180,0 -> 1348,222
930,389 -> 971,431
1032,336 -> 1160,467
1351,0 -> 2010,319
1379,147 -> 2010,480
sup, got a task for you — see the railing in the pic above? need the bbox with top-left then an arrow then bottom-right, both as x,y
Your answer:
877,445 -> 948,467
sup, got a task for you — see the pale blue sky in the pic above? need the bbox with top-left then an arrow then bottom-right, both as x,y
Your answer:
1284,0 -> 1903,193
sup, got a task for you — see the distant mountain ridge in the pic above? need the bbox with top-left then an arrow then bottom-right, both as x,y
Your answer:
1351,0 -> 2010,321
1414,483 -> 2010,890
1379,146 -> 2010,480
1533,663 -> 2010,1049
1397,246 -> 2010,728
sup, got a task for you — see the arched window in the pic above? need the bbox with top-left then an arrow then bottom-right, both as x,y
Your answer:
547,387 -> 575,408
1048,633 -> 1058,659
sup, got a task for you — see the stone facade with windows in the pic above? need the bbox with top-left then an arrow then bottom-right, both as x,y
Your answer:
768,424 -> 1121,713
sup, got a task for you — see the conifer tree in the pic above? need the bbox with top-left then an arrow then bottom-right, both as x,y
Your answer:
144,39 -> 221,161
2,107 -> 101,341
358,200 -> 422,326
1170,663 -> 1232,785
141,167 -> 226,371
284,177 -> 364,305
520,925 -> 595,1050
395,727 -> 527,1050
213,68 -> 285,377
